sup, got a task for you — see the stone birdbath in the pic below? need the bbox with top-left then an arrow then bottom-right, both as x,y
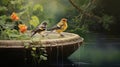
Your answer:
0,31 -> 84,65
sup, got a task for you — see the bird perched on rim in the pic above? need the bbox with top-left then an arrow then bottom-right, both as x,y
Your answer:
31,22 -> 48,37
48,18 -> 68,37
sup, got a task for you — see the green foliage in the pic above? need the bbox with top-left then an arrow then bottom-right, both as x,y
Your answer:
0,29 -> 30,40
0,6 -> 8,12
102,15 -> 114,30
69,25 -> 89,37
0,29 -> 14,40
17,2 -> 45,30
31,47 -> 47,64
33,4 -> 43,12
29,16 -> 40,28
0,0 -> 45,40
0,14 -> 30,40
24,40 -> 47,65
67,0 -> 115,35
0,15 -> 7,26
0,0 -> 9,6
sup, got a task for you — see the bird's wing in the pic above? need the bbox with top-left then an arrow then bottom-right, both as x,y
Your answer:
48,21 -> 64,31
57,21 -> 64,27
32,24 -> 46,32
48,25 -> 61,31
31,27 -> 45,37
31,21 -> 48,37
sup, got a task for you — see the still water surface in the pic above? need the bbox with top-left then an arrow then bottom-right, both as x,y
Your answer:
68,33 -> 120,67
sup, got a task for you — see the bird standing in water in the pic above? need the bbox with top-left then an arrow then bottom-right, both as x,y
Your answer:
48,18 -> 68,37
31,22 -> 48,37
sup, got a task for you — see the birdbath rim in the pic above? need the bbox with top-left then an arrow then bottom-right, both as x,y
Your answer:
0,32 -> 84,48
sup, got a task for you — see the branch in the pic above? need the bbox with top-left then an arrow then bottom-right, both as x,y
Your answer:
69,0 -> 102,22
69,0 -> 83,13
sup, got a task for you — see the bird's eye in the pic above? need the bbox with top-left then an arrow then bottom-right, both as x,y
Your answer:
62,20 -> 66,21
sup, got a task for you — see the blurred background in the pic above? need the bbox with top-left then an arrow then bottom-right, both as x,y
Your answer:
0,0 -> 120,67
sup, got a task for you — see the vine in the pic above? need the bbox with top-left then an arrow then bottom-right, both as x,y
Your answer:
24,39 -> 47,65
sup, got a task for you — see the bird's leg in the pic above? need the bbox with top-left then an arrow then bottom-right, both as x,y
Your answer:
60,34 -> 64,37
59,33 -> 64,37
45,32 -> 49,36
41,34 -> 45,37
46,31 -> 53,36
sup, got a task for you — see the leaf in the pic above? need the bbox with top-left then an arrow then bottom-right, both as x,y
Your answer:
31,51 -> 36,57
0,15 -> 8,21
24,43 -> 30,48
0,6 -> 8,11
32,47 -> 36,51
1,0 -> 9,5
31,53 -> 36,57
29,16 -> 39,28
33,4 -> 43,12
10,1 -> 15,4
40,55 -> 47,60
43,54 -> 48,56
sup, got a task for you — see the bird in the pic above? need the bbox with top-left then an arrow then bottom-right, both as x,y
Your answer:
31,22 -> 48,37
48,18 -> 68,37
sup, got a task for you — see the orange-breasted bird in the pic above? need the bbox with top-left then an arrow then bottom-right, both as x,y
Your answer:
31,22 -> 48,37
48,18 -> 68,37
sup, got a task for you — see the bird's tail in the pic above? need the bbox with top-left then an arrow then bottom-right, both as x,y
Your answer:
31,31 -> 36,37
47,27 -> 54,31
47,29 -> 52,31
45,28 -> 55,36
48,26 -> 60,31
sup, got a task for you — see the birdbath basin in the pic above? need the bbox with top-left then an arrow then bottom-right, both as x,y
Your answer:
0,31 -> 84,65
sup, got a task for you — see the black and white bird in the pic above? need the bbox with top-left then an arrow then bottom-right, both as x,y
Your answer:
31,22 -> 48,37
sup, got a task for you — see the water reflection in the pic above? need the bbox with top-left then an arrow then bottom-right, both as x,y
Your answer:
68,33 -> 120,67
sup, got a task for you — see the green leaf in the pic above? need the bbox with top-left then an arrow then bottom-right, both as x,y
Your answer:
0,15 -> 8,21
24,43 -> 30,49
1,0 -> 9,5
0,6 -> 8,11
33,4 -> 43,12
29,16 -> 39,28
10,1 -> 16,4
40,55 -> 47,60
31,51 -> 36,57
32,47 -> 36,51
43,54 -> 48,56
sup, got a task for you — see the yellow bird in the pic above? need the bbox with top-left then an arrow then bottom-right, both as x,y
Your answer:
31,22 -> 47,37
48,18 -> 68,37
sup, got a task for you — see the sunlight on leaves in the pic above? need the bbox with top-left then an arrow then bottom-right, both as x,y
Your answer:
29,16 -> 39,28
33,4 -> 43,12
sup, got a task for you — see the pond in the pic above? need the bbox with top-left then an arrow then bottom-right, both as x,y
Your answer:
68,33 -> 120,67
